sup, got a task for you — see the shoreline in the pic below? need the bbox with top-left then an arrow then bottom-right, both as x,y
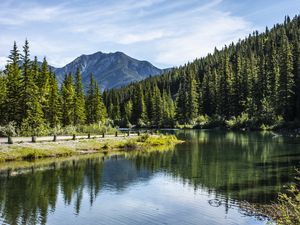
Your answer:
0,134 -> 183,164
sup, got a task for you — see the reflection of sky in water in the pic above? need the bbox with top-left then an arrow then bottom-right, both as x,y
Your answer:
48,173 -> 264,225
1,130 -> 298,225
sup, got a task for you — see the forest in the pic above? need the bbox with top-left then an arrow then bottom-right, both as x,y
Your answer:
0,15 -> 300,134
103,15 -> 300,130
0,40 -> 107,135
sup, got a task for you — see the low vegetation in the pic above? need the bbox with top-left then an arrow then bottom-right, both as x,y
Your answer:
0,122 -> 117,137
0,134 -> 182,162
242,170 -> 300,225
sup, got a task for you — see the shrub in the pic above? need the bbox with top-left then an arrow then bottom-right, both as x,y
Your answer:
275,182 -> 300,225
0,121 -> 17,137
137,133 -> 150,142
225,113 -> 251,129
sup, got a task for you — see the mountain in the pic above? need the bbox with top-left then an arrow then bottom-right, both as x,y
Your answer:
53,51 -> 166,90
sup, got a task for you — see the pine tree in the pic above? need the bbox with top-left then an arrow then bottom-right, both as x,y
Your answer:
217,50 -> 232,118
186,70 -> 198,121
61,73 -> 75,126
232,53 -> 243,116
0,72 -> 7,125
124,99 -> 133,125
175,81 -> 186,124
48,70 -> 61,128
38,57 -> 51,118
86,74 -> 107,124
20,40 -> 45,134
131,84 -> 147,126
73,68 -> 86,125
93,81 -> 107,123
5,41 -> 22,125
278,29 -> 295,120
151,84 -> 162,126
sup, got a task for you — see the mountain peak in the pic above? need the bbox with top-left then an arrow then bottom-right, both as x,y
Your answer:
53,51 -> 164,90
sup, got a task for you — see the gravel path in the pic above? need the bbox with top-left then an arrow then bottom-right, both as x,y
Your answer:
0,133 -> 138,145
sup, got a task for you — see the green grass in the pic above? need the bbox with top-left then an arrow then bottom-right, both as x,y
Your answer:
0,147 -> 76,162
0,134 -> 183,162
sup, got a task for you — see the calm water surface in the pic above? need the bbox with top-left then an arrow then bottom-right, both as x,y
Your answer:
0,130 -> 299,225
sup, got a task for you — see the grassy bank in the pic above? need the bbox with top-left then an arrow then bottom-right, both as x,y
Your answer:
0,134 -> 183,162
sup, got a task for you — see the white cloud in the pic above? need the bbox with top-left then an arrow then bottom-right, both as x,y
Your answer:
0,2 -> 67,25
119,31 -> 166,44
154,12 -> 254,66
0,0 -> 258,68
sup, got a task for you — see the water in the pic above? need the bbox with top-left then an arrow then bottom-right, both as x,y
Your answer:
0,130 -> 299,225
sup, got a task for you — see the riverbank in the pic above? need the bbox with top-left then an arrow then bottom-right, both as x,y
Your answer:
0,134 -> 183,163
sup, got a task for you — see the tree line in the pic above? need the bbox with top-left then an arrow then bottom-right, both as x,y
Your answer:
1,15 -> 300,131
103,15 -> 300,129
0,40 -> 107,134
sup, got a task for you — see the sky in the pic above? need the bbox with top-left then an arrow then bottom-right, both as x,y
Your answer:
0,0 -> 300,69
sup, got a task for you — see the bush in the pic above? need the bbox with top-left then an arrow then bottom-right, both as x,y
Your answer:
225,113 -> 251,129
137,134 -> 150,142
0,122 -> 17,137
275,182 -> 300,225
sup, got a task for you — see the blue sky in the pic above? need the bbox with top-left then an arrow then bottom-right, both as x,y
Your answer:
0,0 -> 299,69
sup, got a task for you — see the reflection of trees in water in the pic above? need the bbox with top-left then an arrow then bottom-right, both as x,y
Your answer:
129,131 -> 300,204
0,158 -> 104,225
0,131 -> 298,224
0,155 -> 153,225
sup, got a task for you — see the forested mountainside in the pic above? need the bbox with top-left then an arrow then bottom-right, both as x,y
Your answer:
0,15 -> 300,132
103,15 -> 300,129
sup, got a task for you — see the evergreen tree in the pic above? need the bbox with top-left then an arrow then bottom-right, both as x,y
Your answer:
38,57 -> 51,118
131,84 -> 147,126
151,84 -> 162,126
0,72 -> 7,125
73,68 -> 86,125
124,99 -> 133,125
278,29 -> 295,120
20,40 -> 45,133
5,41 -> 22,125
61,73 -> 75,126
86,74 -> 107,124
217,50 -> 232,118
48,70 -> 61,128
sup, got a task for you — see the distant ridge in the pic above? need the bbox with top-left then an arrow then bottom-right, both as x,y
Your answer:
51,51 -> 166,90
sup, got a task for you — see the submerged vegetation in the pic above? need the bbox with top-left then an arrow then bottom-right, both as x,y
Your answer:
0,134 -> 182,162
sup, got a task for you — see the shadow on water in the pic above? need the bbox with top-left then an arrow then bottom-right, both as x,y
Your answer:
0,130 -> 299,224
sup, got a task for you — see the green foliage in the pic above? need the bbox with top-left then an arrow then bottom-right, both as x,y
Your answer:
86,74 -> 107,124
0,121 -> 17,137
61,73 -> 75,126
103,16 -> 300,130
275,182 -> 300,225
73,68 -> 86,125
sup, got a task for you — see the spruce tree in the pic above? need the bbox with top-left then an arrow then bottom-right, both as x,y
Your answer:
48,70 -> 61,128
86,74 -> 107,124
5,41 -> 22,125
20,40 -> 45,134
278,29 -> 295,120
61,73 -> 75,126
0,72 -> 7,125
38,57 -> 51,118
73,68 -> 86,125
131,84 -> 147,126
